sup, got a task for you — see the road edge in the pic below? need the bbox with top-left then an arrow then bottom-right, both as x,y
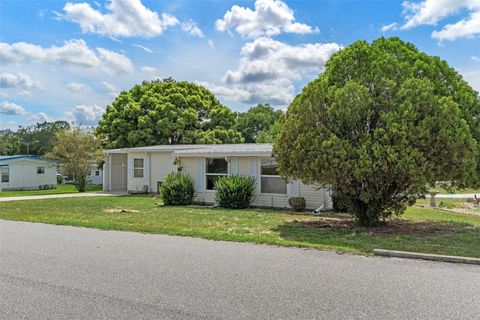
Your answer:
373,249 -> 480,265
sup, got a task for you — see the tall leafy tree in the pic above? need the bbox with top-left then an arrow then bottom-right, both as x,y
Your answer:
47,127 -> 101,192
97,79 -> 243,148
235,104 -> 283,143
274,37 -> 480,227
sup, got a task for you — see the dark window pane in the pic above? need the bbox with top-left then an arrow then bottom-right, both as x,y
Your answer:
134,158 -> 144,168
206,158 -> 228,174
1,170 -> 8,183
261,176 -> 287,194
206,175 -> 224,190
261,158 -> 279,175
134,168 -> 144,178
37,167 -> 45,174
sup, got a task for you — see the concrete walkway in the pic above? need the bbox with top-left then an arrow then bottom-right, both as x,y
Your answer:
436,193 -> 478,198
0,191 -> 126,202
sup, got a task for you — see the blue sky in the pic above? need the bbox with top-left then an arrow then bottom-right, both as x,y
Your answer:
1,0 -> 479,129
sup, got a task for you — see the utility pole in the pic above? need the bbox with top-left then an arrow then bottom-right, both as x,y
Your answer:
19,140 -> 38,155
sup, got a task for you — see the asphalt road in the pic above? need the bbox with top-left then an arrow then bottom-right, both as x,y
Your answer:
1,220 -> 479,320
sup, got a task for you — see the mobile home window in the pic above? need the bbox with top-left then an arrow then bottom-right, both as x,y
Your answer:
260,158 -> 287,194
205,158 -> 228,190
133,158 -> 144,178
37,167 -> 45,174
1,169 -> 9,183
95,170 -> 100,176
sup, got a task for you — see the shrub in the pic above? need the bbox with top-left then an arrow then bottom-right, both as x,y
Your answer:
160,172 -> 195,205
215,175 -> 256,209
288,197 -> 306,211
57,175 -> 63,184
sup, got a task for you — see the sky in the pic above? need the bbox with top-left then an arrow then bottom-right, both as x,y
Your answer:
1,0 -> 479,130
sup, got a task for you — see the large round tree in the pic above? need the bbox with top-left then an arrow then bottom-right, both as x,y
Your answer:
274,37 -> 480,227
97,78 -> 243,148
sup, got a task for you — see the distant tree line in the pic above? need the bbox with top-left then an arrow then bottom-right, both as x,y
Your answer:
0,121 -> 70,156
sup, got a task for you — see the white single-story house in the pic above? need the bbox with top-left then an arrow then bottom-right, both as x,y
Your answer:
103,144 -> 332,210
0,155 -> 57,191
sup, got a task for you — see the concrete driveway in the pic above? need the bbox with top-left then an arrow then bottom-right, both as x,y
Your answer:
1,220 -> 479,320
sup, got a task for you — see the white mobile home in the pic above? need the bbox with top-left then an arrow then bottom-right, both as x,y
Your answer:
103,144 -> 332,210
87,160 -> 103,185
0,155 -> 57,191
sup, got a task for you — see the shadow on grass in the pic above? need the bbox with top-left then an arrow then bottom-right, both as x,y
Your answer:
273,217 -> 480,253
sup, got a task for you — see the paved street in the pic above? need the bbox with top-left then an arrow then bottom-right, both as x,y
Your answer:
1,220 -> 479,320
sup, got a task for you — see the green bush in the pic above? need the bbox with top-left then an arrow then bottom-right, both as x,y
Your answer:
57,175 -> 63,184
215,176 -> 256,209
160,172 -> 195,205
288,197 -> 306,211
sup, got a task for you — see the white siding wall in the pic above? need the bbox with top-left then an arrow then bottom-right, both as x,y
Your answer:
150,152 -> 176,192
0,159 -> 57,190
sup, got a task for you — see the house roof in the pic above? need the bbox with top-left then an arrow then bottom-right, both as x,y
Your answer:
104,143 -> 273,157
0,155 -> 57,163
173,144 -> 272,157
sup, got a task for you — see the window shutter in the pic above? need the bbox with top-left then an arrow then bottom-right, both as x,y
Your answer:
249,157 -> 258,191
127,156 -> 133,181
144,155 -> 150,181
249,157 -> 257,178
195,158 -> 204,192
230,157 -> 239,176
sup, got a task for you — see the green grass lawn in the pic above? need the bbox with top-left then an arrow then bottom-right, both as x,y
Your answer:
1,195 -> 479,258
0,184 -> 103,197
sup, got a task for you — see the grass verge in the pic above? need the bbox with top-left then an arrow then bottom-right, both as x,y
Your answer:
1,196 -> 479,257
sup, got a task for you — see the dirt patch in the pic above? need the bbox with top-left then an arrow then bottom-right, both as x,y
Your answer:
298,218 -> 471,237
103,208 -> 139,214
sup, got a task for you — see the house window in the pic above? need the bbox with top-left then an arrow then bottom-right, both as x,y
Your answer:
95,170 -> 100,176
260,158 -> 287,194
205,158 -> 228,190
37,167 -> 45,174
133,158 -> 144,178
1,169 -> 9,183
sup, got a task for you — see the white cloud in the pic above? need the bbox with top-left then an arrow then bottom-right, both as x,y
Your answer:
18,90 -> 32,97
401,0 -> 480,41
216,0 -> 319,38
0,73 -> 44,90
0,101 -> 27,115
132,44 -> 153,53
224,37 -> 340,84
65,104 -> 104,126
63,0 -> 179,38
0,39 -> 133,75
202,37 -> 341,106
432,11 -> 480,41
141,66 -> 157,73
102,81 -> 120,98
67,82 -> 91,94
1,121 -> 18,131
28,112 -> 53,123
381,22 -> 398,32
472,56 -> 480,62
182,21 -> 204,38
